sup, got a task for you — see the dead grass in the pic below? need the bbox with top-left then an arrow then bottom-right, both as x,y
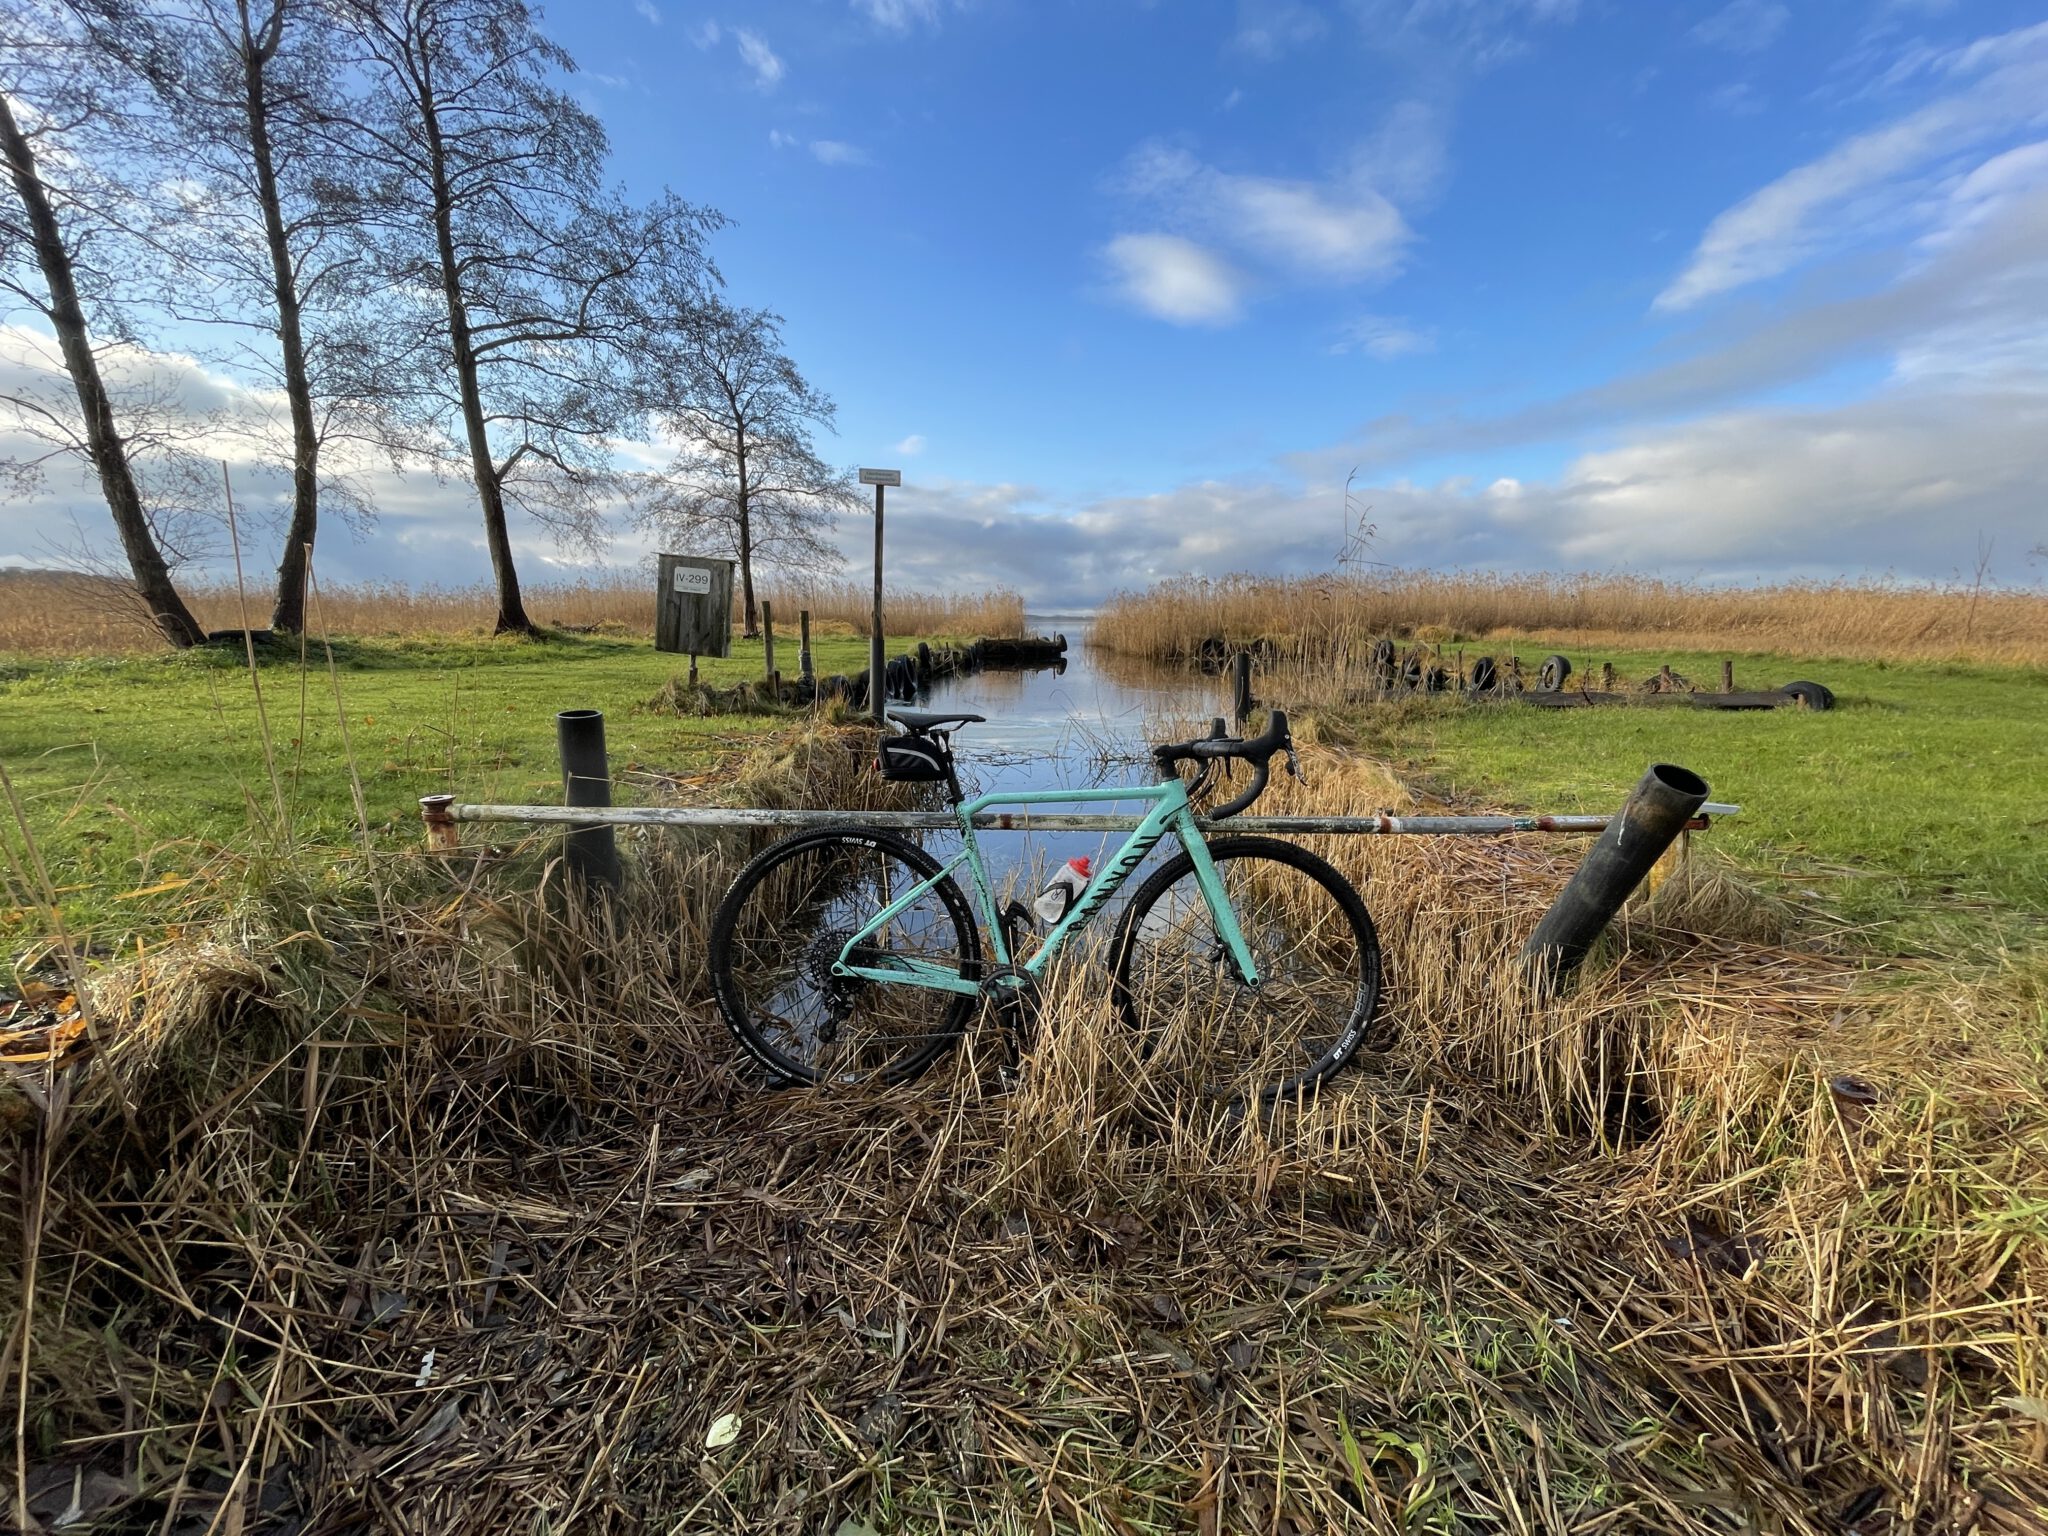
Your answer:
3,733 -> 2046,1532
0,570 -> 1026,655
1091,571 -> 2048,668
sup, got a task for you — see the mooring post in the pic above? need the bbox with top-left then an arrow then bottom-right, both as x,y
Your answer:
1721,658 -> 1734,693
1230,652 -> 1253,728
799,609 -> 813,685
556,709 -> 622,893
1523,763 -> 1709,990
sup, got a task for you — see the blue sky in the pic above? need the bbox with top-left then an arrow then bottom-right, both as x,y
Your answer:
6,0 -> 2047,600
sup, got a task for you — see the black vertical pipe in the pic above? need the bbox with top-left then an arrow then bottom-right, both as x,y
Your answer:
1523,762 -> 1709,988
1230,652 -> 1253,728
556,709 -> 621,892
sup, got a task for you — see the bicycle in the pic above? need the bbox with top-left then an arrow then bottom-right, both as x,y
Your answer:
707,706 -> 1383,1105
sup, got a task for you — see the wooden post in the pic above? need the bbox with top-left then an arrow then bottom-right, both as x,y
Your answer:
762,600 -> 776,682
799,609 -> 813,684
688,653 -> 698,686
1230,651 -> 1253,728
1601,662 -> 1615,692
1720,658 -> 1734,693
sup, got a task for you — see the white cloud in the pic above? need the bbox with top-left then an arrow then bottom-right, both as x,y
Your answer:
1222,88 -> 1244,111
853,0 -> 950,32
895,434 -> 927,455
1688,0 -> 1788,54
766,132 -> 871,166
634,0 -> 661,23
7,317 -> 2046,601
835,388 -> 2048,600
688,18 -> 720,47
1231,0 -> 1325,59
1331,315 -> 1436,358
1119,141 -> 1412,284
733,28 -> 784,88
1706,80 -> 1765,116
1657,19 -> 2048,310
1102,234 -> 1245,326
1348,0 -> 1584,71
1352,100 -> 1449,210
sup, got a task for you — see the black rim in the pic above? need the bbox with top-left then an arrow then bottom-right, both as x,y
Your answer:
712,831 -> 979,1085
1112,841 -> 1380,1105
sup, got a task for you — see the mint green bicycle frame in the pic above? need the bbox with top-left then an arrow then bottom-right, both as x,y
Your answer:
831,777 -> 1258,996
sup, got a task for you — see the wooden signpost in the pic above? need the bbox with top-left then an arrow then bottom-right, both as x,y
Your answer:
655,554 -> 735,683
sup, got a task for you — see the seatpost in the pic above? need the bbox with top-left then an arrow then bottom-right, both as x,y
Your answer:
942,736 -> 966,805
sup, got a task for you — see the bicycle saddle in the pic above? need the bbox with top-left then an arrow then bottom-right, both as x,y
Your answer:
887,708 -> 986,732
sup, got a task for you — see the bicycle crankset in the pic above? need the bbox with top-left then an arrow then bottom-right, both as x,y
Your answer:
979,964 -> 1042,1050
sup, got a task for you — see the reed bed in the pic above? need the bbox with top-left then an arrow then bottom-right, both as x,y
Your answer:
1091,572 -> 2048,668
4,730 -> 2045,1532
0,570 -> 1025,655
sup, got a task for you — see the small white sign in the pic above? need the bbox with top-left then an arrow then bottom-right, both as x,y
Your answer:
672,566 -> 713,595
858,467 -> 902,487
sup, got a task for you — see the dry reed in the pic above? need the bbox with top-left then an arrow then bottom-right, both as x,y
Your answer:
0,570 -> 1025,656
1092,572 -> 2048,668
3,732 -> 2045,1532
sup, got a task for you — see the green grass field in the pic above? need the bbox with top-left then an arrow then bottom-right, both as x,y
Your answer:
1322,643 -> 2047,956
7,630 -> 2043,962
0,630 -> 900,942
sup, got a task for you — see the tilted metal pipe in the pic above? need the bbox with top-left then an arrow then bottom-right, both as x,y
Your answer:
1522,762 -> 1710,988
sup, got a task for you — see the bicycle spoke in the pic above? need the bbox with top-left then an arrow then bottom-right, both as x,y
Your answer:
711,831 -> 979,1086
1116,840 -> 1379,1104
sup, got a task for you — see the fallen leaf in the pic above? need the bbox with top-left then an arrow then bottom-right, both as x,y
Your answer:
705,1412 -> 741,1450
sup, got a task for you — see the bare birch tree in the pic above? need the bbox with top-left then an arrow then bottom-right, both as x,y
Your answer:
141,0 -> 391,633
0,0 -> 208,646
637,303 -> 856,637
332,0 -> 721,633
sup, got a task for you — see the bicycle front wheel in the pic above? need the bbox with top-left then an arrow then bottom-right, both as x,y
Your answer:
709,828 -> 982,1086
1109,836 -> 1382,1106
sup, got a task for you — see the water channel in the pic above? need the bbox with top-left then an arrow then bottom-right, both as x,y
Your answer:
909,616 -> 1245,907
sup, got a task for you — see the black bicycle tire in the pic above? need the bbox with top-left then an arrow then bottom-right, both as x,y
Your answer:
1107,836 -> 1384,1105
709,826 -> 982,1086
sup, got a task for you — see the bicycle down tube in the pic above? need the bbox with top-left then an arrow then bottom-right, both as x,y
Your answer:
831,778 -> 1259,993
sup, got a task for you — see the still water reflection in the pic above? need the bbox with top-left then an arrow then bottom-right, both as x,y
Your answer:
911,615 -> 1236,902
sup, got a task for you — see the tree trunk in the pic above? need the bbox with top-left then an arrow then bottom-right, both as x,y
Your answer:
240,2 -> 321,634
0,91 -> 206,649
415,50 -> 531,635
735,432 -> 756,636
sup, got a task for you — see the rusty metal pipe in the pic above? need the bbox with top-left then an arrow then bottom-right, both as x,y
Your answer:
1523,762 -> 1710,989
428,801 -> 1735,836
419,793 -> 459,851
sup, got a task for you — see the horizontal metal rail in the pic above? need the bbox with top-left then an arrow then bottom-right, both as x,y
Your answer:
425,797 -> 1740,838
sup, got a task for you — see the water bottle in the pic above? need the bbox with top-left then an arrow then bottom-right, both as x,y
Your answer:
1033,856 -> 1093,926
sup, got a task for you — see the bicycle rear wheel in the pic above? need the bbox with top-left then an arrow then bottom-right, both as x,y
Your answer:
1109,836 -> 1382,1106
709,828 -> 982,1086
